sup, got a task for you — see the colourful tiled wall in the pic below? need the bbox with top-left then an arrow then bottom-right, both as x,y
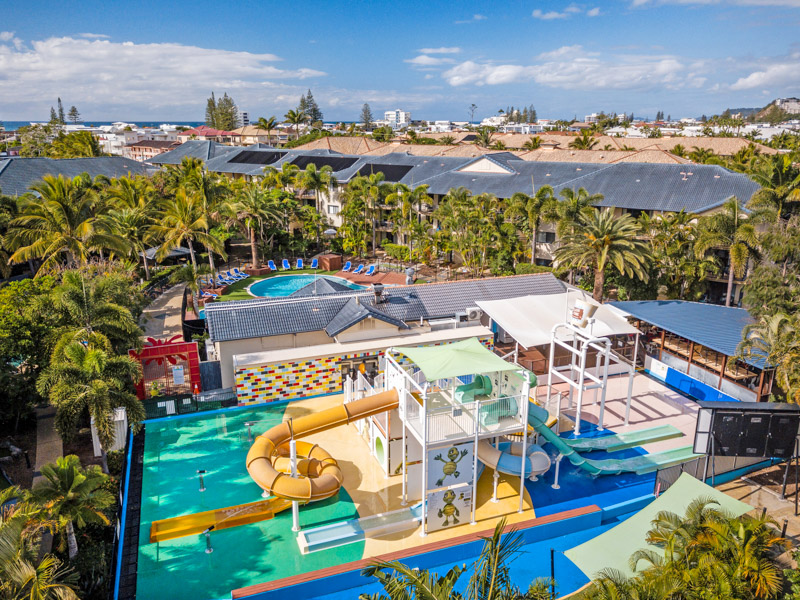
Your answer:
234,336 -> 494,405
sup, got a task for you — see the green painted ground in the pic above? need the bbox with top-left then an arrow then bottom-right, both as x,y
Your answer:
217,269 -> 337,301
136,405 -> 365,600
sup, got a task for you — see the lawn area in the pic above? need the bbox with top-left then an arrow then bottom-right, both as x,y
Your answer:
216,269 -> 338,301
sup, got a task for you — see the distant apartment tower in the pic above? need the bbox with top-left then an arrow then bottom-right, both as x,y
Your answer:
775,98 -> 800,113
238,110 -> 250,127
585,113 -> 600,124
385,109 -> 411,129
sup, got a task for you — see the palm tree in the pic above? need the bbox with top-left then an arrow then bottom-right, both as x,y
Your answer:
182,167 -> 230,280
523,136 -> 542,150
569,131 -> 598,150
362,519 -> 526,600
297,163 -> 338,213
227,183 -> 282,268
688,146 -> 715,163
263,162 -> 300,192
555,208 -> 651,301
106,175 -> 155,278
506,185 -> 555,264
37,342 -> 144,473
695,196 -> 758,306
439,135 -> 455,145
349,173 -> 393,256
387,183 -> 432,260
149,188 -> 224,270
490,140 -> 507,150
50,270 -> 142,355
169,263 -> 212,313
284,109 -> 307,141
255,116 -> 278,146
746,154 -> 800,224
550,187 -> 603,237
739,313 -> 800,402
6,174 -> 126,274
671,143 -> 686,158
0,487 -> 79,600
474,127 -> 494,147
32,455 -> 114,559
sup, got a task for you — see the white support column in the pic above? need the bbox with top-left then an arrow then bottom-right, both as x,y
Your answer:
597,342 -> 611,432
470,398 -> 479,525
625,333 -> 640,426
401,389 -> 408,506
518,372 -> 531,513
491,436 -> 499,503
573,345 -> 589,436
546,335 -> 557,433
290,439 -> 300,532
420,387 -> 428,537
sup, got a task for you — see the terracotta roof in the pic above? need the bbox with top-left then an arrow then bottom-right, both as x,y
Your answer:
125,140 -> 178,149
180,125 -> 240,137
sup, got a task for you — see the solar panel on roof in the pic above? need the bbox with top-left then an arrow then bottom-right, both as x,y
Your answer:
289,156 -> 359,171
229,150 -> 285,165
462,135 -> 477,142
357,164 -> 414,182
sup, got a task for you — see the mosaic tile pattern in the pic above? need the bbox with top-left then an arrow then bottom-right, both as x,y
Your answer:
234,336 -> 494,405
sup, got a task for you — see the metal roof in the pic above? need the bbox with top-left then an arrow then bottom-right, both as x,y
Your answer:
145,140 -> 241,165
205,273 -> 566,343
0,157 -> 148,196
289,278 -> 354,297
609,300 -> 763,368
324,297 -> 410,337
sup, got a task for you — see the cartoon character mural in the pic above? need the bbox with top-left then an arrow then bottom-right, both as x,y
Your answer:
427,487 -> 472,532
438,490 -> 460,526
427,442 -> 474,489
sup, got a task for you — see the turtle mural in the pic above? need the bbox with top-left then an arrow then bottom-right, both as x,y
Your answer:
433,446 -> 469,487
437,489 -> 460,526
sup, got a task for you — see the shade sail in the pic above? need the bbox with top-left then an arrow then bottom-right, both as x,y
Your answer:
476,292 -> 639,349
392,337 -> 520,381
564,473 -> 751,579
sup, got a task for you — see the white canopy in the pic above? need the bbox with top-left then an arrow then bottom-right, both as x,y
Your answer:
476,292 -> 639,349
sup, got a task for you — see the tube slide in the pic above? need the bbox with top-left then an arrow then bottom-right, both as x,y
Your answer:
477,439 -> 551,479
246,389 -> 399,503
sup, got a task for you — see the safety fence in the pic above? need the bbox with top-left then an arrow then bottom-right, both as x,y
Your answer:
654,454 -> 771,496
142,388 -> 237,420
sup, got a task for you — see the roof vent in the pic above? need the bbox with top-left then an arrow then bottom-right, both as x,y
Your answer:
372,283 -> 385,304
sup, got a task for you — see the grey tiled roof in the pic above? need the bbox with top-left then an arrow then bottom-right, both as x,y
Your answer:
205,273 -> 566,343
0,157 -> 148,197
145,140 -> 242,165
324,297 -> 410,337
290,278 -> 355,297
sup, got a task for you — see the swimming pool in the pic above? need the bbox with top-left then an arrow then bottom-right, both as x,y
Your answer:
248,275 -> 366,298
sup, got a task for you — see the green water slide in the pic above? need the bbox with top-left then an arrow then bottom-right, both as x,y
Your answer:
527,404 -> 699,476
561,424 -> 684,452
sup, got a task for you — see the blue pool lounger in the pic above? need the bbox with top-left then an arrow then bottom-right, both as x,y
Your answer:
267,260 -> 277,271
296,258 -> 304,269
310,258 -> 319,269
282,259 -> 291,270
353,264 -> 365,275
342,261 -> 352,272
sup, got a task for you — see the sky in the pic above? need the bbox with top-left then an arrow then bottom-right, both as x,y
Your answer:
1,0 -> 799,123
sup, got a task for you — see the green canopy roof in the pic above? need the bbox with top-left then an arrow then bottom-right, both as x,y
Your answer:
564,473 -> 751,579
392,337 -> 521,381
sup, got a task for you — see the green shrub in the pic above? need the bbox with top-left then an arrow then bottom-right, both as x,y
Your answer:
381,242 -> 410,262
106,449 -> 125,477
515,263 -> 553,275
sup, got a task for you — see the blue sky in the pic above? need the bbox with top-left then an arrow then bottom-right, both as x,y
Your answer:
2,0 -> 799,122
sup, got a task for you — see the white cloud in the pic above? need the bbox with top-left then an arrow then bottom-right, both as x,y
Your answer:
0,31 -> 15,42
442,45 -> 706,91
0,34 -> 326,117
587,7 -> 602,16
418,47 -> 461,54
455,14 -> 487,24
730,51 -> 800,90
405,54 -> 456,67
532,9 -> 570,19
565,4 -> 583,12
79,33 -> 110,39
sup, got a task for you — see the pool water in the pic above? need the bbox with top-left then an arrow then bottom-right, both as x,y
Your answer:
248,275 -> 365,298
136,404 -> 365,600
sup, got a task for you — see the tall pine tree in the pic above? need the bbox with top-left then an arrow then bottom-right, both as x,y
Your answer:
67,106 -> 81,124
304,89 -> 323,123
49,107 -> 59,124
57,98 -> 65,124
205,92 -> 217,128
360,103 -> 374,128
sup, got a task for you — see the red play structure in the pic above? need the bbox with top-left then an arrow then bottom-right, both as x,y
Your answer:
129,336 -> 202,400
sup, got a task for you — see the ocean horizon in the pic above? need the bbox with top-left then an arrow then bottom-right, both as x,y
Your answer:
2,121 -> 205,130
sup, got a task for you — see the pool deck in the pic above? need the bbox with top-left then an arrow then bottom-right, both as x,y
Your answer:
333,269 -> 407,285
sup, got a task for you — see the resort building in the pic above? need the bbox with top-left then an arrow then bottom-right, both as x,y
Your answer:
123,139 -> 179,162
0,156 -> 148,196
385,109 -> 412,129
176,125 -> 242,144
203,273 -> 567,401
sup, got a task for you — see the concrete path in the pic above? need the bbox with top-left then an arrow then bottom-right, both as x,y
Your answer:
33,405 -> 63,555
141,285 -> 184,340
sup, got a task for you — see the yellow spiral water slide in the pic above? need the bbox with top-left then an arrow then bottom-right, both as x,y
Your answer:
246,389 -> 399,502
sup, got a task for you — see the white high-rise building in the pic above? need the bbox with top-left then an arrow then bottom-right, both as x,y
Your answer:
238,110 -> 250,127
385,109 -> 411,129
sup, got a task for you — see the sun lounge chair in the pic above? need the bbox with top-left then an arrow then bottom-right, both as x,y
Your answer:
527,404 -> 699,478
296,258 -> 304,269
282,259 -> 291,270
353,264 -> 365,275
231,268 -> 249,279
342,261 -> 352,272
364,265 -> 376,276
267,260 -> 277,271
310,258 -> 319,269
200,291 -> 218,299
225,270 -> 246,281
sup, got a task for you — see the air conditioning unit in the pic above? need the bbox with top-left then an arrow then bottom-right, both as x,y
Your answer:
466,307 -> 483,321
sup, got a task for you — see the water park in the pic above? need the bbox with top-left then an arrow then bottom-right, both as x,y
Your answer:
117,285 -> 799,600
